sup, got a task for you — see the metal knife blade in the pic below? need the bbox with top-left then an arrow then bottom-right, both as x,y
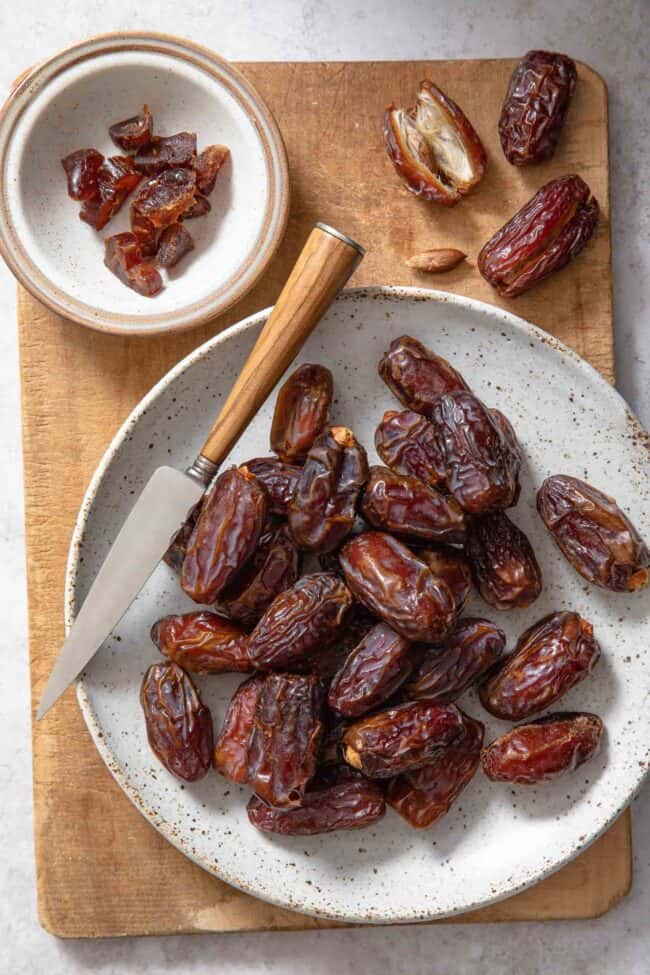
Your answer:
36,466 -> 203,719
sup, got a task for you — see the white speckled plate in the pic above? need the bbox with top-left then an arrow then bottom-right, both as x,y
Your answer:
69,287 -> 650,924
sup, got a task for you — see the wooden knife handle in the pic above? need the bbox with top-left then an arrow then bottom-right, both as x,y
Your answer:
196,223 -> 364,474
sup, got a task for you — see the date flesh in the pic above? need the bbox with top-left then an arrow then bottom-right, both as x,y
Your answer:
80,155 -> 142,229
343,701 -> 464,778
537,475 -> 649,592
131,167 -> 197,230
247,778 -> 385,835
479,611 -> 600,720
482,712 -> 603,784
328,622 -> 414,718
288,426 -> 368,552
361,465 -> 466,544
182,194 -> 211,219
379,335 -> 469,417
270,363 -> 333,463
61,148 -> 104,201
141,662 -> 213,782
244,457 -> 302,516
340,532 -> 457,643
150,610 -> 253,674
195,144 -> 230,195
499,51 -> 577,166
375,409 -> 447,487
419,545 -> 472,615
387,712 -> 483,827
156,222 -> 195,268
478,175 -> 599,297
134,131 -> 197,175
214,676 -> 264,783
104,232 -> 163,297
406,617 -> 506,703
181,466 -> 268,604
247,572 -> 352,670
432,391 -> 521,513
466,510 -> 542,609
109,104 -> 154,152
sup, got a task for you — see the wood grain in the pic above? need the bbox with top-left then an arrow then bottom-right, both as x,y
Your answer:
19,59 -> 627,939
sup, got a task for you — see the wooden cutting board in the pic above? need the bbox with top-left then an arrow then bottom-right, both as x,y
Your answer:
20,58 -> 630,938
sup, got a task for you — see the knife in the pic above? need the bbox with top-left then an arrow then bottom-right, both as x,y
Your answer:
36,223 -> 364,719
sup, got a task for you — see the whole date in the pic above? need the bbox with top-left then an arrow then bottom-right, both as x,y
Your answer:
140,662 -> 213,782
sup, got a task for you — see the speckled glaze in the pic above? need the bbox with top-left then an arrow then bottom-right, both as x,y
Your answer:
0,32 -> 289,334
69,288 -> 650,924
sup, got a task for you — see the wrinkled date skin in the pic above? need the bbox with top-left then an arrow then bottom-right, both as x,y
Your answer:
419,546 -> 472,615
537,475 -> 649,592
150,610 -> 253,674
244,457 -> 302,516
406,617 -> 506,703
375,409 -> 447,487
215,523 -> 301,628
432,391 -> 521,514
246,674 -> 325,807
482,712 -> 604,784
270,363 -> 333,463
379,335 -> 469,417
361,465 -> 466,544
299,601 -> 377,680
288,426 -> 369,552
343,700 -> 464,778
247,778 -> 385,835
478,175 -> 599,297
479,611 -> 600,720
328,622 -> 414,718
247,572 -> 352,670
340,532 -> 458,643
109,104 -> 153,152
181,466 -> 268,604
388,712 -> 484,827
213,676 -> 264,783
499,51 -> 577,166
466,510 -> 543,610
163,496 -> 205,574
140,662 -> 213,782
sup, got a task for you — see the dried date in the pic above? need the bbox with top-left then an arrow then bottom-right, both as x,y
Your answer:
140,662 -> 213,782
328,622 -> 414,718
109,104 -> 153,152
406,617 -> 506,703
299,601 -> 377,680
131,167 -> 197,230
419,545 -> 472,615
270,363 -> 333,463
379,335 -> 469,417
361,465 -> 466,544
479,611 -> 600,720
537,474 -> 649,592
466,510 -> 542,609
375,409 -> 447,487
213,676 -> 264,783
195,144 -> 230,195
247,777 -> 385,835
80,155 -> 142,229
156,222 -> 195,268
104,232 -> 163,297
134,131 -> 197,175
61,148 -> 104,201
244,457 -> 302,516
150,610 -> 253,674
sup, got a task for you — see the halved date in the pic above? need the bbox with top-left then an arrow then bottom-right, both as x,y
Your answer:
340,532 -> 458,643
379,335 -> 469,417
328,622 -> 414,718
406,617 -> 506,703
343,700 -> 464,778
482,712 -> 604,784
387,711 -> 484,827
361,465 -> 466,544
141,662 -> 213,782
537,474 -> 649,592
466,510 -> 542,610
214,676 -> 264,783
150,610 -> 253,674
270,363 -> 333,463
244,456 -> 302,516
419,545 -> 472,614
479,611 -> 600,720
375,409 -> 447,487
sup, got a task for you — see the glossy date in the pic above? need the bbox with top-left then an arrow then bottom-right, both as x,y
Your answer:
270,363 -> 333,463
247,777 -> 385,835
328,622 -> 414,718
141,662 -> 213,782
418,545 -> 472,615
213,676 -> 264,783
406,617 -> 506,703
361,465 -> 466,544
375,409 -> 447,486
379,335 -> 469,417
466,510 -> 542,609
244,456 -> 302,516
150,610 -> 253,674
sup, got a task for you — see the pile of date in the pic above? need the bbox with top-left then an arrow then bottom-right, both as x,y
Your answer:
141,331 -> 649,837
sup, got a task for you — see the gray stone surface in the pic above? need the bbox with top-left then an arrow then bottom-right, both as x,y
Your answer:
0,2 -> 647,972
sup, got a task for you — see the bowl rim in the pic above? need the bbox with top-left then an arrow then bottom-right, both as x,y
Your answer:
0,31 -> 290,336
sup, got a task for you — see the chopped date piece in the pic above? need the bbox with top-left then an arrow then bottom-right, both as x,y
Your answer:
156,222 -> 195,268
328,622 -> 414,718
271,363 -> 333,463
499,51 -> 577,166
379,335 -> 469,417
80,155 -> 142,230
537,475 -> 649,592
131,211 -> 160,257
247,572 -> 352,671
244,456 -> 302,516
340,532 -> 458,643
482,712 -> 603,785
479,611 -> 600,720
246,674 -> 325,807
104,232 -> 163,297
181,466 -> 268,604
418,546 -> 472,615
478,175 -> 599,297
195,144 -> 230,195
466,510 -> 542,610
61,148 -> 104,201
140,662 -> 213,782
247,778 -> 385,835
131,167 -> 197,230
406,617 -> 506,703
163,497 -> 204,573
134,131 -> 197,175
150,610 -> 253,674
127,262 -> 165,297
182,193 -> 211,219
288,426 -> 369,552
109,104 -> 154,152
215,523 -> 301,628
433,391 -> 521,514
214,676 -> 264,783
361,465 -> 466,545
343,700 -> 464,778
387,711 -> 483,827
375,409 -> 447,487
384,80 -> 486,205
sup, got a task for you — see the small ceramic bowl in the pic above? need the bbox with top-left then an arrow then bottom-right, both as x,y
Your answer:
0,32 -> 290,335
